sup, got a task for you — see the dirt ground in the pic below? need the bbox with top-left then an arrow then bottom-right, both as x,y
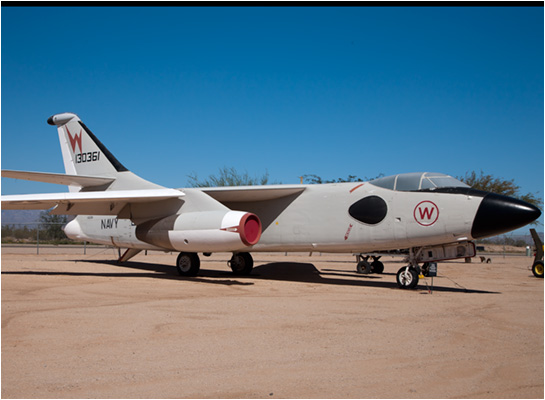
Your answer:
2,246 -> 543,399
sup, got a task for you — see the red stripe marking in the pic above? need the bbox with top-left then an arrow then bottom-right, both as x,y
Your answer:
349,183 -> 364,193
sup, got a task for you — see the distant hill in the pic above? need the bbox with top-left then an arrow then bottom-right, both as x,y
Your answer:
2,210 -> 76,226
471,232 -> 543,246
517,232 -> 544,246
2,210 -> 44,225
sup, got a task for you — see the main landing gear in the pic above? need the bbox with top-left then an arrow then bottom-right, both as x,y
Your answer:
175,252 -> 254,277
356,255 -> 384,274
228,252 -> 254,275
176,252 -> 200,277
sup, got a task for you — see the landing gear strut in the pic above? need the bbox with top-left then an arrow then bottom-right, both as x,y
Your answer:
229,252 -> 254,275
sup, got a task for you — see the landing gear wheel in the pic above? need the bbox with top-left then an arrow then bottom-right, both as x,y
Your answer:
396,266 -> 419,289
229,252 -> 254,275
371,260 -> 384,274
176,252 -> 200,277
357,260 -> 372,274
532,260 -> 544,278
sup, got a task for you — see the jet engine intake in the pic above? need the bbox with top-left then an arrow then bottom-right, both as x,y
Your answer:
135,210 -> 262,252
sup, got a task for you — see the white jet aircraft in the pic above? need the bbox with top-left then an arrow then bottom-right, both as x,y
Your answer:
2,113 -> 541,288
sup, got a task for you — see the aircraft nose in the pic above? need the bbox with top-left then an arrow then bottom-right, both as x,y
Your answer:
471,193 -> 541,239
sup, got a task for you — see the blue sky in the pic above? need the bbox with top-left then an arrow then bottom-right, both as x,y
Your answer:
2,6 -> 543,229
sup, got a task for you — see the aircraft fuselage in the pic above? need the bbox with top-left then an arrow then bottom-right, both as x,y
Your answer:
65,182 -> 496,254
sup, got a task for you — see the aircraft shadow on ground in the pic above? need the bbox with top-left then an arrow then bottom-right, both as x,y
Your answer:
1,259 -> 252,287
2,259 -> 498,294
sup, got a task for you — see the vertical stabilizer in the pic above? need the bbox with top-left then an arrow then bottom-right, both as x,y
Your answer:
47,113 -> 163,191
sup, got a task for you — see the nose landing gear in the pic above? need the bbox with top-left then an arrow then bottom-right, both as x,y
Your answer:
396,248 -> 422,289
396,266 -> 420,289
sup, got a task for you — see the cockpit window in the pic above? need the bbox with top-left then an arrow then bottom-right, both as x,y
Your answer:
369,172 -> 469,191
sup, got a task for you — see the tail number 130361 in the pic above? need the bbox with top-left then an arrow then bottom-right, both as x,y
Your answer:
75,151 -> 100,164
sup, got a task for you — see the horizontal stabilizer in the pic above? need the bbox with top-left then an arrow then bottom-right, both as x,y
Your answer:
1,188 -> 184,217
2,169 -> 115,188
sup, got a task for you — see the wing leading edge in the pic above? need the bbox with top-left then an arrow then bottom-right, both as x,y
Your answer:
2,189 -> 184,216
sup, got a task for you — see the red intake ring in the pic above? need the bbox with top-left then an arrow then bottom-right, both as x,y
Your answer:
239,213 -> 262,246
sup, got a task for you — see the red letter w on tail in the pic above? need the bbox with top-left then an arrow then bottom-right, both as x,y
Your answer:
66,126 -> 83,154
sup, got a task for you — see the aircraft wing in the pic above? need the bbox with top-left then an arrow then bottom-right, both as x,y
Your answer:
198,185 -> 307,229
1,188 -> 184,216
2,170 -> 115,188
199,185 -> 306,202
2,179 -> 305,222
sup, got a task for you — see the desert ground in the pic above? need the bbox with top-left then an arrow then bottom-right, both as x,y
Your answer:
2,245 -> 543,399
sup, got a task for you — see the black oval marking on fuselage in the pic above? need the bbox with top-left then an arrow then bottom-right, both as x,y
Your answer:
349,196 -> 388,225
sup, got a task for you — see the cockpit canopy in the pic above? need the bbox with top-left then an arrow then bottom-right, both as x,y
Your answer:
369,172 -> 469,191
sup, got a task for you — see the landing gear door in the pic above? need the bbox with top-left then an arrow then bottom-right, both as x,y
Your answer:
417,241 -> 476,263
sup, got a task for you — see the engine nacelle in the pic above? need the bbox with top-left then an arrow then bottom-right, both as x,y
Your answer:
135,210 -> 262,252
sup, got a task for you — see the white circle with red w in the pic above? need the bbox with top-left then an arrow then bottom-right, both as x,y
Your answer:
414,201 -> 439,226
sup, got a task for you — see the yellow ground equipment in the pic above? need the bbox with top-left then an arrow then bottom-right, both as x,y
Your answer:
529,228 -> 543,278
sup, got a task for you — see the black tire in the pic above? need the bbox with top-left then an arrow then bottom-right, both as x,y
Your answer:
396,266 -> 419,289
371,260 -> 384,274
532,260 -> 544,278
176,252 -> 200,277
356,260 -> 372,274
230,252 -> 253,275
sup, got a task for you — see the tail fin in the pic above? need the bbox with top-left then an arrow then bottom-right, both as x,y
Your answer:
48,113 -> 163,191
